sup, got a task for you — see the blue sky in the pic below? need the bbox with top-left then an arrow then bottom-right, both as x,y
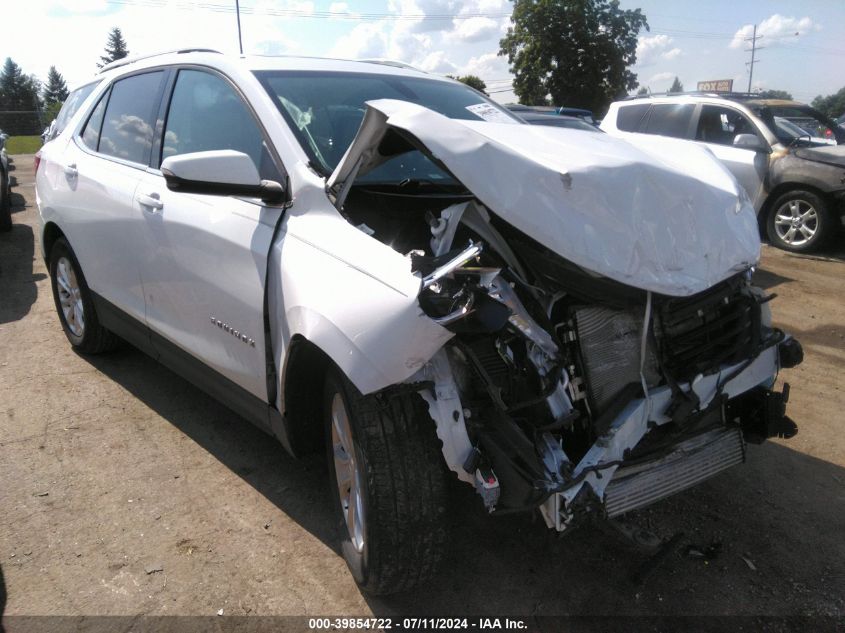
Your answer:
2,0 -> 843,108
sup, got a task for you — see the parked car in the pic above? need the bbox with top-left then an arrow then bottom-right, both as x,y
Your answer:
508,104 -> 598,126
601,93 -> 845,252
516,111 -> 602,131
557,106 -> 598,125
1,128 -> 11,232
36,51 -> 802,594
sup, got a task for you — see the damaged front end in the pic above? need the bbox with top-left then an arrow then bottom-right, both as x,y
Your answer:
327,99 -> 803,532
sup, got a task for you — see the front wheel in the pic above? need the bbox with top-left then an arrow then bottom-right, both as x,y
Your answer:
324,369 -> 449,595
766,190 -> 832,252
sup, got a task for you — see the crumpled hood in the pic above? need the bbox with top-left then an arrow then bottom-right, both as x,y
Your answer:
328,99 -> 761,297
793,144 -> 845,168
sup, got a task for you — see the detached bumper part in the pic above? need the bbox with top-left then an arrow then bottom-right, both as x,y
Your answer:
732,384 -> 798,444
778,337 -> 803,369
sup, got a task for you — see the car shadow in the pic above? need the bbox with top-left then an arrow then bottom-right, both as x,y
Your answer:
78,348 -> 845,618
751,267 -> 793,291
0,223 -> 46,324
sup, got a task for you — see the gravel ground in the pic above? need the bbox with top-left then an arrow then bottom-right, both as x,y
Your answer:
1,154 -> 843,624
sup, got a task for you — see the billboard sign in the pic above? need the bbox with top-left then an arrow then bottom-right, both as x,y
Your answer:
697,79 -> 734,92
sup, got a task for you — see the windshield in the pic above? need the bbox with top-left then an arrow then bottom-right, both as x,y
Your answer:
752,105 -> 844,147
255,70 -> 521,184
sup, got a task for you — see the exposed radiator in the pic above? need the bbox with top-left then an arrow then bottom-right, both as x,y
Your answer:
574,306 -> 660,415
604,428 -> 745,518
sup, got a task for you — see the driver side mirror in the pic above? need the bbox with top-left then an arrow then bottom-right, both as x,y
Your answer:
733,133 -> 767,152
161,150 -> 286,205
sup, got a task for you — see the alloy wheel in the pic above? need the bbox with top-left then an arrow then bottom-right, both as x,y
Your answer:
331,392 -> 366,553
56,256 -> 85,337
774,199 -> 817,247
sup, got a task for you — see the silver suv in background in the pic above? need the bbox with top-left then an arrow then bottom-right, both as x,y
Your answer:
601,94 -> 845,252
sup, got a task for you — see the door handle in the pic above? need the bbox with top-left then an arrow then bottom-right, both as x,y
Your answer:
137,192 -> 164,211
64,163 -> 77,178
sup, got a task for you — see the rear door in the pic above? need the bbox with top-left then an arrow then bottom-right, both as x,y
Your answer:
134,67 -> 285,401
692,104 -> 768,209
49,70 -> 168,325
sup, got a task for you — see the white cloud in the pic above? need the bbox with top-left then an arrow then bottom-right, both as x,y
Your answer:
328,22 -> 388,59
730,14 -> 818,48
648,71 -> 674,84
458,51 -> 509,79
636,34 -> 682,66
418,51 -> 457,74
328,2 -> 350,13
450,16 -> 499,43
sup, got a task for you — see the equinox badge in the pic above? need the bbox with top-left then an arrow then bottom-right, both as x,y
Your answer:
211,316 -> 256,347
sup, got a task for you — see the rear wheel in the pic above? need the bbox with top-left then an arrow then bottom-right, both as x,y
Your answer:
0,171 -> 11,232
48,237 -> 119,353
323,369 -> 448,595
766,190 -> 832,252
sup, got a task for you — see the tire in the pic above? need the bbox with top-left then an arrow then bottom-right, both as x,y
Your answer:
48,237 -> 119,353
323,369 -> 448,595
766,190 -> 832,252
0,171 -> 11,233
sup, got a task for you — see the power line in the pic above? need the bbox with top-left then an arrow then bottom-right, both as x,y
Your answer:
104,0 -> 511,20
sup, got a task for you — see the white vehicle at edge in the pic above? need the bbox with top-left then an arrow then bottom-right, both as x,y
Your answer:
35,50 -> 804,594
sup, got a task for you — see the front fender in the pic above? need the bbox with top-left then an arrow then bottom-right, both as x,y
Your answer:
269,206 -> 453,404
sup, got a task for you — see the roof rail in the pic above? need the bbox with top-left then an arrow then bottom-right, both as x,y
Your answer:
357,58 -> 426,72
623,90 -> 763,101
97,48 -> 222,74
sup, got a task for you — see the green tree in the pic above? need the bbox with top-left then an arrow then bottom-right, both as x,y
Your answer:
0,58 -> 43,134
811,87 -> 845,118
44,101 -> 63,124
669,76 -> 683,93
636,85 -> 648,96
499,0 -> 648,111
448,74 -> 488,95
756,89 -> 792,100
43,66 -> 69,105
98,27 -> 129,68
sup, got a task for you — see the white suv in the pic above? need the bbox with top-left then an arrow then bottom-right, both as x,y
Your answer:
602,93 -> 845,252
36,50 -> 803,594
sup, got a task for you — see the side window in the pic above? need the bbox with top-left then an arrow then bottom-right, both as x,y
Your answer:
642,104 -> 695,138
98,71 -> 164,164
615,104 -> 650,132
696,105 -> 757,146
52,81 -> 100,140
81,93 -> 108,151
162,69 -> 274,178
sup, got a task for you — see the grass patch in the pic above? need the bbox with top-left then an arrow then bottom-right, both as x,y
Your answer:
6,135 -> 42,154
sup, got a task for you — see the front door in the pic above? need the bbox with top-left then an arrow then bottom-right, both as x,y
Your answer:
694,105 -> 769,210
136,68 -> 286,401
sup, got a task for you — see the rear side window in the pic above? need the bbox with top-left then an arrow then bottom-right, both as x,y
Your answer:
98,71 -> 165,165
161,69 -> 274,177
642,104 -> 695,138
615,104 -> 650,132
52,81 -> 100,140
81,94 -> 107,150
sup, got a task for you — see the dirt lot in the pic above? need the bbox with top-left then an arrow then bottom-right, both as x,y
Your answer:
1,154 -> 844,623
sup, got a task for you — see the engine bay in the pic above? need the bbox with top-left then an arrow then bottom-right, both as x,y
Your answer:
339,183 -> 800,529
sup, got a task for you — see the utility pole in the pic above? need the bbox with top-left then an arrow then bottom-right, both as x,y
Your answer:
745,24 -> 764,93
235,0 -> 244,54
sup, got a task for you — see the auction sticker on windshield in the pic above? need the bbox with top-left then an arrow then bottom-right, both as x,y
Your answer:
466,103 -> 518,123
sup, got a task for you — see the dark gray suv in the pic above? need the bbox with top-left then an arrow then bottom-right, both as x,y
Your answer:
603,94 -> 845,252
